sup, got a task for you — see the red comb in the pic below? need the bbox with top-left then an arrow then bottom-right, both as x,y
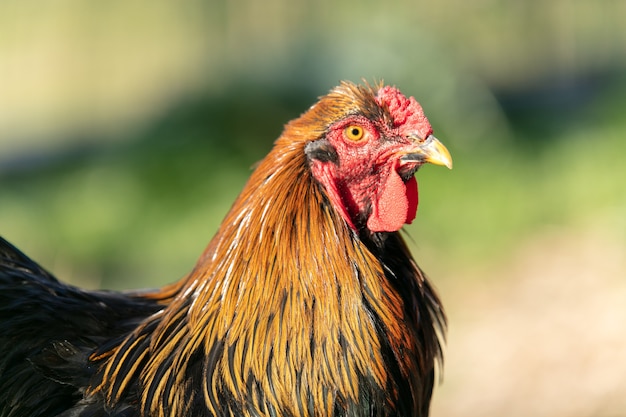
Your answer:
376,86 -> 432,140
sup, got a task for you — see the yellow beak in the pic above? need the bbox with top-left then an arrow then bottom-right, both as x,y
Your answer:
401,135 -> 453,169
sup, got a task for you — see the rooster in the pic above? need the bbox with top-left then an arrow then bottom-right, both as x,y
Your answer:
0,81 -> 452,417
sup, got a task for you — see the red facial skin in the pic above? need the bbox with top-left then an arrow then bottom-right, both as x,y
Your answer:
306,85 -> 434,233
308,117 -> 421,232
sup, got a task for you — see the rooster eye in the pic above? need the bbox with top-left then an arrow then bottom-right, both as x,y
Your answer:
345,125 -> 364,141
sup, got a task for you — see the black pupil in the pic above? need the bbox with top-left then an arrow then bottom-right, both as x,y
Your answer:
351,128 -> 360,137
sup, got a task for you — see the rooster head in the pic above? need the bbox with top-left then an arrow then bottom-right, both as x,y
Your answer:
294,81 -> 452,233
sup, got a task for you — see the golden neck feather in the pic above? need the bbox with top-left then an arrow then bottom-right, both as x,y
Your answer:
96,138 -> 424,417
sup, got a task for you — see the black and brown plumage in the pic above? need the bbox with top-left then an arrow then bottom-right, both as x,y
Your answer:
0,81 -> 451,417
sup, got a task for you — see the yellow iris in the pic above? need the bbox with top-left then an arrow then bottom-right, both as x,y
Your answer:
345,125 -> 364,141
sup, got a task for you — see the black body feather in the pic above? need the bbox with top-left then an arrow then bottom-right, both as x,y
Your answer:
0,237 -> 162,417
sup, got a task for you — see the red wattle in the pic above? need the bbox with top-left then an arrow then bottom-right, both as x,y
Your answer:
405,175 -> 419,224
367,169 -> 419,232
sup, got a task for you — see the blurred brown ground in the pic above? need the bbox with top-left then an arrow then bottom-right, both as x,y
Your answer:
433,224 -> 626,417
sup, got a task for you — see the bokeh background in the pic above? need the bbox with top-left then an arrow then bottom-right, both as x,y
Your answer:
1,1 -> 625,416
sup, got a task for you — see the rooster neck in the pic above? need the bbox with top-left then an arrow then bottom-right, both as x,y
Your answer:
183,146 -> 423,416
96,142 -> 444,417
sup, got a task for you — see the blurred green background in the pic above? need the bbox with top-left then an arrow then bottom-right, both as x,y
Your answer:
1,1 -> 625,416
